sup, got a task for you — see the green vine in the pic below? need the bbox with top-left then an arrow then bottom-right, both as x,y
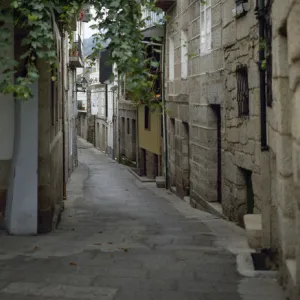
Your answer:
0,0 -> 162,105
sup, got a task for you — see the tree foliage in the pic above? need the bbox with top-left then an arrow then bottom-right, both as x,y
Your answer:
0,0 -> 161,104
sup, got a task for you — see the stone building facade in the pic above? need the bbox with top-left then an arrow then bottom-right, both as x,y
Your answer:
165,0 -> 223,201
267,0 -> 300,298
161,0 -> 300,297
222,1 -> 262,226
0,1 -> 85,234
118,101 -> 137,163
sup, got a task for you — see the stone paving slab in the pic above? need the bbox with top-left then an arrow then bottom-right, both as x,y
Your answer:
0,138 -> 285,300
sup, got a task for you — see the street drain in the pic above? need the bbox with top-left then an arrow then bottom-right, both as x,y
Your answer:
251,248 -> 279,271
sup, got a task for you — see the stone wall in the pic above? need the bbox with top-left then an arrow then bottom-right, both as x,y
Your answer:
38,59 -> 64,233
222,0 -> 264,226
95,117 -> 108,153
268,0 -> 300,297
165,0 -> 223,201
118,101 -> 137,162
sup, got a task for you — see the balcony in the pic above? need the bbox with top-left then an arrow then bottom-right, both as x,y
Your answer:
69,35 -> 84,68
155,0 -> 176,11
141,9 -> 165,37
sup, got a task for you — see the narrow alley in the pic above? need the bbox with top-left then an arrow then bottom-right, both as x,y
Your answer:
0,138 -> 283,300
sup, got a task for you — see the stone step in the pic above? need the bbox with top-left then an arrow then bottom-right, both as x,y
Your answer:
243,214 -> 262,249
155,176 -> 166,188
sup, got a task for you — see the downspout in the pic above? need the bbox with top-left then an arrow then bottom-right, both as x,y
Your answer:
62,37 -> 67,200
117,74 -> 121,162
162,22 -> 169,188
136,105 -> 140,170
257,0 -> 268,151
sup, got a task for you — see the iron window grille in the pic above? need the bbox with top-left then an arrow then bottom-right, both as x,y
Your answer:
236,65 -> 249,117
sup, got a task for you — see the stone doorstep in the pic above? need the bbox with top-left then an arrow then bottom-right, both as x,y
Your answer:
236,252 -> 278,279
127,168 -> 156,183
170,186 -> 177,194
190,196 -> 226,220
243,214 -> 262,250
156,176 -> 166,188
286,259 -> 296,287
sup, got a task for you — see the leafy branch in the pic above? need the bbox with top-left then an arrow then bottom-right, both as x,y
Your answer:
0,0 -> 162,106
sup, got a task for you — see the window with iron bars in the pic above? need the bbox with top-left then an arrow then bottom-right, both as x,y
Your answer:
236,65 -> 249,117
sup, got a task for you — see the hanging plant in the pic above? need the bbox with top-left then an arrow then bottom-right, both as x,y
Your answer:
0,0 -> 163,105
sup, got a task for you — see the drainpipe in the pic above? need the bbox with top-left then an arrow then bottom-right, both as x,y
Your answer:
117,74 -> 121,162
62,38 -> 67,200
257,0 -> 268,151
162,22 -> 169,188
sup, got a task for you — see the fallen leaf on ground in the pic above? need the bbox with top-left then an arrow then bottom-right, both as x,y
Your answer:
69,262 -> 77,266
108,242 -> 113,244
120,248 -> 128,252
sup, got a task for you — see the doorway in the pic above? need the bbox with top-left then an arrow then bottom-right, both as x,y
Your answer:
182,121 -> 190,197
211,104 -> 222,203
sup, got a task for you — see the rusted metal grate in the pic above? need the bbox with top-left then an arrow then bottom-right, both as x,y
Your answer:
236,65 -> 249,117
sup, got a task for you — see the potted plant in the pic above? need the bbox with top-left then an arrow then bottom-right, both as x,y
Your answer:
72,44 -> 78,57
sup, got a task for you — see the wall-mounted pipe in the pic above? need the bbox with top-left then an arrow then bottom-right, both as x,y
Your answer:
162,22 -> 169,188
257,0 -> 269,151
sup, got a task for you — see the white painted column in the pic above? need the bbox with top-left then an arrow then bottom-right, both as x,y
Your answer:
5,82 -> 38,235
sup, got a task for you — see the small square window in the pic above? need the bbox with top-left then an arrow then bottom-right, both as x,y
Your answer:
144,106 -> 150,130
127,118 -> 130,134
236,65 -> 249,117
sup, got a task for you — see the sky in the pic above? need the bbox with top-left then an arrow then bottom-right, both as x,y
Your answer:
83,7 -> 97,39
84,22 -> 97,39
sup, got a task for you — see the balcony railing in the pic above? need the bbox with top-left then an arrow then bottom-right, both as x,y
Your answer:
69,35 -> 84,68
142,10 -> 164,30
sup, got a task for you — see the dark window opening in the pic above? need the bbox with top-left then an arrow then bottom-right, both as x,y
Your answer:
144,106 -> 150,130
127,118 -> 130,134
236,65 -> 249,117
161,114 -> 163,138
235,0 -> 248,4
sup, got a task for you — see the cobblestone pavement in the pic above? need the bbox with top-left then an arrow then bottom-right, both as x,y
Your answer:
0,138 -> 284,300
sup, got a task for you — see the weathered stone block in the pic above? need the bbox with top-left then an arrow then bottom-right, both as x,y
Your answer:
244,214 -> 262,249
287,1 -> 300,63
289,60 -> 300,92
277,206 -> 296,259
276,134 -> 292,177
292,142 -> 300,188
222,0 -> 235,28
246,117 -> 260,141
273,35 -> 289,78
248,62 -> 260,89
212,3 -> 222,26
277,176 -> 296,218
212,25 -> 222,49
226,126 -> 239,143
236,11 -> 257,40
235,151 -> 255,171
273,77 -> 291,135
272,0 -> 292,33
